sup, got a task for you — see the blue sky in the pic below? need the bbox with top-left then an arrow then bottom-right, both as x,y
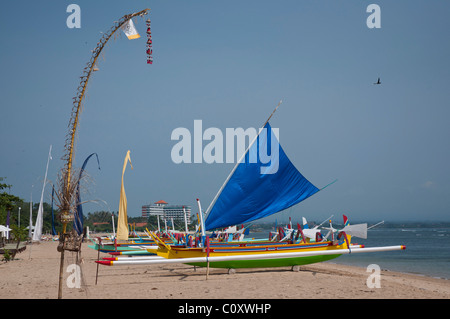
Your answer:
1,0 -> 449,223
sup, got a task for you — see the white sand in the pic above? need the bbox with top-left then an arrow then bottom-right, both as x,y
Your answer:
1,241 -> 449,299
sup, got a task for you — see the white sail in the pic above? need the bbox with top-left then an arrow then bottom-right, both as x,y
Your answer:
341,223 -> 368,239
32,145 -> 52,242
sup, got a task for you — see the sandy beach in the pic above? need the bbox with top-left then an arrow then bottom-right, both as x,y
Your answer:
0,240 -> 449,300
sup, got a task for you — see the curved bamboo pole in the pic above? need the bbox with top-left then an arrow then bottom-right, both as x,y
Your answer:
57,8 -> 149,299
59,8 -> 150,230
64,8 -> 149,192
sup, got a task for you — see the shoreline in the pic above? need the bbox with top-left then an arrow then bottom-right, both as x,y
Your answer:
327,260 -> 450,282
0,241 -> 449,299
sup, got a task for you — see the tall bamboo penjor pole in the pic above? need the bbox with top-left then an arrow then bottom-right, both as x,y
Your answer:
57,8 -> 150,299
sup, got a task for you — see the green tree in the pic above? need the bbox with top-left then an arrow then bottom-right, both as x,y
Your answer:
84,211 -> 116,233
0,177 -> 23,226
10,224 -> 28,260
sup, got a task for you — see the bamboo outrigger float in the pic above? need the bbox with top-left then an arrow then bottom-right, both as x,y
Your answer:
96,245 -> 406,268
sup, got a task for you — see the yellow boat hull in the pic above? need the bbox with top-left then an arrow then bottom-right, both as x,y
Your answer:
156,240 -> 350,259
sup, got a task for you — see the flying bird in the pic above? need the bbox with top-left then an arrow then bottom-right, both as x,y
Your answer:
374,77 -> 381,85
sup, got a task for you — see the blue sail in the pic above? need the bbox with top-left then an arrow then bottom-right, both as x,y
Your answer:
204,122 -> 320,230
51,186 -> 57,236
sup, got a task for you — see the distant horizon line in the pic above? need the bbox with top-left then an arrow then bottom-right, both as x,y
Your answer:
121,213 -> 450,225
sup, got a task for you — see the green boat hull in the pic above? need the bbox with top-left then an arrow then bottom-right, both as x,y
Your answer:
185,253 -> 342,269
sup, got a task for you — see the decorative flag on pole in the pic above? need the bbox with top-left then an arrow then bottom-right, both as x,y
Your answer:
117,150 -> 133,241
51,186 -> 57,236
121,18 -> 140,40
146,18 -> 153,64
74,153 -> 100,235
28,194 -> 33,239
33,145 -> 52,242
343,214 -> 349,227
5,211 -> 10,240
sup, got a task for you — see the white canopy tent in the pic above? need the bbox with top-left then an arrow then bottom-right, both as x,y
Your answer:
0,225 -> 12,238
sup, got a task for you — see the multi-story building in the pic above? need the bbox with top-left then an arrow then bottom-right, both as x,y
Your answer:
142,200 -> 192,225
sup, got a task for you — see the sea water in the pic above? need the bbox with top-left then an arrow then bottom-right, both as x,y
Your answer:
250,226 -> 450,280
333,227 -> 450,280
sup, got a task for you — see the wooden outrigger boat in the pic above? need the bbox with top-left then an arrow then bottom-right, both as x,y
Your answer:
132,231 -> 366,268
96,103 -> 406,270
96,245 -> 406,268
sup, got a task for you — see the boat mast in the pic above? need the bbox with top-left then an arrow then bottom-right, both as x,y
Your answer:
183,206 -> 189,233
197,199 -> 206,244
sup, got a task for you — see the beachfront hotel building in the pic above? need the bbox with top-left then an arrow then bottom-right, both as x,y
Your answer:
141,200 -> 192,224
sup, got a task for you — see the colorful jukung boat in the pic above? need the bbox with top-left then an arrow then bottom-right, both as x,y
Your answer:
146,231 -> 359,268
96,105 -> 406,270
140,114 -> 344,267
